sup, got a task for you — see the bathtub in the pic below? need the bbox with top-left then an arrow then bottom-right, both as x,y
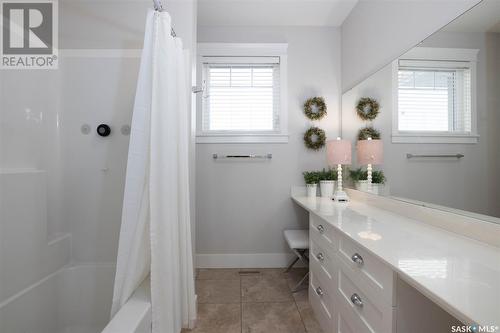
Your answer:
101,277 -> 151,333
0,264 -> 115,333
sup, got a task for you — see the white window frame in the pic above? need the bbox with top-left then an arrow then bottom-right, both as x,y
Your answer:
392,47 -> 479,144
196,43 -> 288,144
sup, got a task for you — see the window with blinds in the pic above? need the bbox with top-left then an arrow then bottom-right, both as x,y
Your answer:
202,58 -> 280,133
397,60 -> 472,133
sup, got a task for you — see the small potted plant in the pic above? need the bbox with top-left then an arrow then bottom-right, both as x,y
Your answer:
348,168 -> 364,186
349,168 -> 386,195
371,170 -> 387,194
319,168 -> 337,198
303,171 -> 320,198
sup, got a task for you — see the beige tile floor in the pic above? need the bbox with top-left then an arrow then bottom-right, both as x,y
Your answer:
182,268 -> 323,333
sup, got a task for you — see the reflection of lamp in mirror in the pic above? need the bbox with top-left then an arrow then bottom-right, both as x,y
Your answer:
327,137 -> 352,202
357,138 -> 383,193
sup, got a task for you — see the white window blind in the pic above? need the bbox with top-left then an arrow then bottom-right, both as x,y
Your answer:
398,60 -> 472,133
202,57 -> 280,132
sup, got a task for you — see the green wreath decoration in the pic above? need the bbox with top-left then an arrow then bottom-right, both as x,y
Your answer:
357,127 -> 381,141
304,97 -> 327,120
356,97 -> 380,121
304,127 -> 326,150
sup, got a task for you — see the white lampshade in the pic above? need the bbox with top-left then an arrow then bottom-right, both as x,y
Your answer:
357,139 -> 383,165
327,139 -> 352,166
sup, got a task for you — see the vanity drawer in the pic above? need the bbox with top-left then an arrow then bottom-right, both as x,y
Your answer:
310,271 -> 336,315
337,234 -> 395,306
337,268 -> 395,333
310,214 -> 338,252
309,274 -> 336,333
336,310 -> 363,333
310,238 -> 338,289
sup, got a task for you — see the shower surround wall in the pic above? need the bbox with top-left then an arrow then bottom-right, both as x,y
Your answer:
0,0 -> 197,326
60,52 -> 139,263
0,63 -> 70,307
58,0 -> 197,265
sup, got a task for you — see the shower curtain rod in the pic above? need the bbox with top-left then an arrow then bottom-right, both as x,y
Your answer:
152,0 -> 177,37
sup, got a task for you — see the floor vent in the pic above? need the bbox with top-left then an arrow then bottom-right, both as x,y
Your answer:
238,270 -> 261,276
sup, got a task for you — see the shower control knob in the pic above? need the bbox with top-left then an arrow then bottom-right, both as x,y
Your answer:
97,124 -> 111,137
121,125 -> 131,136
81,124 -> 91,135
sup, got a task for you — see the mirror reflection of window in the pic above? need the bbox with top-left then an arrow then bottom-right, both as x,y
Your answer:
341,0 -> 500,219
393,47 -> 478,136
398,64 -> 471,133
391,47 -> 479,144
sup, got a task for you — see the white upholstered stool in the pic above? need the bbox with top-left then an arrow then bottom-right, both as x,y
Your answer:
283,229 -> 309,292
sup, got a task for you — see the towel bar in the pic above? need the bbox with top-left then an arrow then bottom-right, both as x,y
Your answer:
406,153 -> 464,159
212,153 -> 272,159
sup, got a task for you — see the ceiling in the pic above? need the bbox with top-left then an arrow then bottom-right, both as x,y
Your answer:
443,0 -> 500,33
197,0 -> 359,27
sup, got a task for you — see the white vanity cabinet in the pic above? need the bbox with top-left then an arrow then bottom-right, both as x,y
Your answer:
309,213 -> 396,333
292,192 -> 500,333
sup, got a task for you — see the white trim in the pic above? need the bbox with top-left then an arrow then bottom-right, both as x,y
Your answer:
196,134 -> 289,144
401,47 -> 479,62
391,134 -> 479,144
198,43 -> 288,56
200,56 -> 280,64
195,253 -> 300,268
392,60 -> 400,141
280,55 -> 289,138
391,47 -> 479,144
399,59 -> 471,69
196,43 -> 289,144
59,49 -> 142,58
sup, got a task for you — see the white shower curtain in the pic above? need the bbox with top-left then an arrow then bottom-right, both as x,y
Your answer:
111,9 -> 196,333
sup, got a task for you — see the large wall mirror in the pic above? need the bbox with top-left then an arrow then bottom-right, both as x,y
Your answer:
341,0 -> 500,221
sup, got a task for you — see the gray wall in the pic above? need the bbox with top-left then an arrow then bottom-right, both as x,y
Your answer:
195,26 -> 341,267
341,31 -> 500,217
341,0 -> 481,92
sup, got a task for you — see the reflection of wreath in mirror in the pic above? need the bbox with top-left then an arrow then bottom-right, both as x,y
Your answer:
357,127 -> 381,141
356,97 -> 380,121
304,97 -> 327,120
304,126 -> 326,150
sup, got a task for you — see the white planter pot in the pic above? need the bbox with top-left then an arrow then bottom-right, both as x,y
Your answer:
355,180 -> 384,195
306,184 -> 317,198
371,183 -> 385,195
319,180 -> 335,198
355,180 -> 368,192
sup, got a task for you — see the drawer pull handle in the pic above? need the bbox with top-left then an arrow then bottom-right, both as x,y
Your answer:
315,287 -> 324,296
317,225 -> 325,234
351,293 -> 363,307
316,253 -> 324,262
351,253 -> 364,266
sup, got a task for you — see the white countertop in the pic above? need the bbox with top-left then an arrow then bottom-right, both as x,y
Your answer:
292,195 -> 500,327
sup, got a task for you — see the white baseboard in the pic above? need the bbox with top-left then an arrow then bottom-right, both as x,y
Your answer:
195,253 -> 301,268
